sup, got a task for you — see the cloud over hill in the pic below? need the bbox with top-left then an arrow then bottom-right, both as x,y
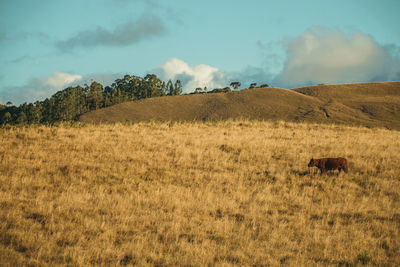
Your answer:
153,58 -> 227,93
273,27 -> 400,88
153,28 -> 400,92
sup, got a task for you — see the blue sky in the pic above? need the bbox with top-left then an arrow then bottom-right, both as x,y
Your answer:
1,0 -> 400,104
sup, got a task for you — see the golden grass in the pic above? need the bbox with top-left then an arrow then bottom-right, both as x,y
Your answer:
0,121 -> 399,266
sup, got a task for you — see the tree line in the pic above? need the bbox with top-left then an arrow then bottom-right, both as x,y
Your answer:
0,74 -> 182,125
0,73 -> 268,125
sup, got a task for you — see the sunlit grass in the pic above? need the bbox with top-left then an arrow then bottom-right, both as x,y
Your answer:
0,120 -> 399,265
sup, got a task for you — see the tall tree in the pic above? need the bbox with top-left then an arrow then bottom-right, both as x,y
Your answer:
166,80 -> 174,96
144,74 -> 164,97
27,101 -> 43,123
87,82 -> 104,110
174,80 -> 182,95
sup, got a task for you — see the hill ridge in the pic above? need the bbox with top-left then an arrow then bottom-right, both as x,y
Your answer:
80,82 -> 400,130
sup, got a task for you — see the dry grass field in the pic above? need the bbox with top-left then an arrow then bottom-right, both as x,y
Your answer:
0,121 -> 399,266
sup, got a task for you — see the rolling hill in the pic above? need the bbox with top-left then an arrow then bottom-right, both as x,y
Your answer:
79,82 -> 400,130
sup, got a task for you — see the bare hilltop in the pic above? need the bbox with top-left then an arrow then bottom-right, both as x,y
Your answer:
80,82 -> 400,130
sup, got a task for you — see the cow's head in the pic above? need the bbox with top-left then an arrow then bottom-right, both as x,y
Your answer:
308,158 -> 317,167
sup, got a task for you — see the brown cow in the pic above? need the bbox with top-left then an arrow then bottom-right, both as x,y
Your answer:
308,157 -> 348,174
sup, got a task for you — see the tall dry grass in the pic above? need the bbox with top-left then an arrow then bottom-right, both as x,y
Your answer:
0,121 -> 399,266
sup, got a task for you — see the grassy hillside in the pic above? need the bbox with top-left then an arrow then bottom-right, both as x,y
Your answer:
80,87 -> 322,122
80,82 -> 400,130
1,121 -> 399,265
294,82 -> 400,129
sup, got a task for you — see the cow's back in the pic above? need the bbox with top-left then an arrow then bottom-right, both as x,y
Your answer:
325,157 -> 347,170
308,157 -> 348,173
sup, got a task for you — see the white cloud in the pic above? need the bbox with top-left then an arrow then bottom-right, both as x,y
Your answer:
44,72 -> 82,89
273,27 -> 400,88
0,72 -> 82,105
153,58 -> 227,93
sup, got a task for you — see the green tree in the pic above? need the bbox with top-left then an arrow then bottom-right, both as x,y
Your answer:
111,88 -> 124,104
87,82 -> 104,110
104,89 -> 113,107
144,74 -> 164,98
230,81 -> 241,90
1,112 -> 12,124
41,98 -> 51,122
174,80 -> 182,95
27,101 -> 43,123
130,76 -> 144,100
166,80 -> 174,96
16,111 -> 27,124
